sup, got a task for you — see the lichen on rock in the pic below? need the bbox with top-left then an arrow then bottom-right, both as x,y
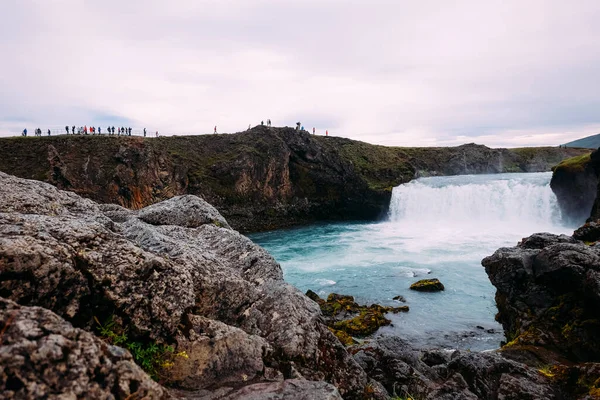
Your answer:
409,278 -> 445,292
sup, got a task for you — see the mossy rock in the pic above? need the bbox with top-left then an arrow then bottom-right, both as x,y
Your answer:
409,278 -> 445,292
328,327 -> 358,346
333,310 -> 391,337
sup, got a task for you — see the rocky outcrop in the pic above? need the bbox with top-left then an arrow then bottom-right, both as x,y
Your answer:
0,298 -> 168,399
550,151 -> 599,224
0,172 -> 367,398
482,232 -> 600,362
0,130 -> 587,232
353,336 -> 558,400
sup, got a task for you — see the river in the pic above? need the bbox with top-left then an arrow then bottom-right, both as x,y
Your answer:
249,172 -> 575,351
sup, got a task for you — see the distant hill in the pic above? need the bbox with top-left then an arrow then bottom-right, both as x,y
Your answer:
564,133 -> 600,149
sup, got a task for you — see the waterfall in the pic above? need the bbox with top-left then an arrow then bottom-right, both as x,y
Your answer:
388,172 -> 564,230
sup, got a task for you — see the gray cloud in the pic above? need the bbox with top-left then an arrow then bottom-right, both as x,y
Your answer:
1,0 -> 599,147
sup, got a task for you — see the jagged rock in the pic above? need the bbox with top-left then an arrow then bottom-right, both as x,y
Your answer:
409,278 -> 445,292
353,336 -> 557,400
0,172 -> 367,398
573,221 -> 600,243
0,297 -> 168,399
482,232 -> 600,362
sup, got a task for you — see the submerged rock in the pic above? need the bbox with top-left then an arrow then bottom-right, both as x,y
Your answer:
409,278 -> 445,292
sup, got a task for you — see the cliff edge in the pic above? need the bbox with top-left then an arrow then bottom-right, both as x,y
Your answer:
0,127 -> 587,232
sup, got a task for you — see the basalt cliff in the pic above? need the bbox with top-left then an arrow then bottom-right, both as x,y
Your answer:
2,172 -> 600,399
0,127 -> 587,232
551,148 -> 600,225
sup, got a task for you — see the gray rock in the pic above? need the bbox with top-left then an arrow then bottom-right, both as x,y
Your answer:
0,297 -> 168,399
169,315 -> 272,390
226,379 -> 343,400
137,195 -> 231,229
0,172 -> 367,398
354,336 -> 557,400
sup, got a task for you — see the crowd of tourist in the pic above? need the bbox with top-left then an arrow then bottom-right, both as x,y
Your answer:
19,120 -> 329,138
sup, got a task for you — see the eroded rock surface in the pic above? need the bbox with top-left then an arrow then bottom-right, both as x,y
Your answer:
0,298 -> 168,399
0,172 -> 367,398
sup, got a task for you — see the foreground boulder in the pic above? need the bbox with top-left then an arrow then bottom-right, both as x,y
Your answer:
0,172 -> 367,398
0,298 -> 168,399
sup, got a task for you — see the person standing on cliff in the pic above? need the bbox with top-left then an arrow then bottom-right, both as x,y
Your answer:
65,125 -> 69,135
22,128 -> 27,136
47,129 -> 51,136
326,130 -> 328,136
312,127 -> 315,135
214,126 -> 217,134
156,131 -> 159,137
143,128 -> 147,137
72,125 -> 75,134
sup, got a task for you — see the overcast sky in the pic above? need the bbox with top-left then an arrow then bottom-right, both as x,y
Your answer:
1,0 -> 599,147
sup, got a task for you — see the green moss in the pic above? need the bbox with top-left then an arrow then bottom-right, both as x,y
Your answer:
409,278 -> 445,292
328,327 -> 358,346
553,153 -> 591,173
333,310 -> 391,337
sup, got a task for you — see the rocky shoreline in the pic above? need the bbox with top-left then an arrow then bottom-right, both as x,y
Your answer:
2,171 -> 600,399
0,128 -> 588,232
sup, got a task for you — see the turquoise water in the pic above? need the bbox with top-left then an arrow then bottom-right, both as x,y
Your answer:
249,172 -> 574,351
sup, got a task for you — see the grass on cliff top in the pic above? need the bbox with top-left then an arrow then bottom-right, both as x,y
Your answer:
552,153 -> 591,173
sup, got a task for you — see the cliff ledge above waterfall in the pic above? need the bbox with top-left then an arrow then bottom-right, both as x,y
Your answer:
0,127 -> 587,232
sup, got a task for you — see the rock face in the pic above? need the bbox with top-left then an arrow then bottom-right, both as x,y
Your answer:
353,336 -> 557,400
482,232 -> 600,362
0,172 -> 367,398
550,151 -> 599,224
0,130 -> 587,232
0,298 -> 168,399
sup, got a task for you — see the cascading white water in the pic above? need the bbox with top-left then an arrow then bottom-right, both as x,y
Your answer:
388,172 -> 564,234
251,172 -> 574,351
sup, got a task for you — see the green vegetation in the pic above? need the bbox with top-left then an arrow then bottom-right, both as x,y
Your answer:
94,316 -> 187,380
552,153 -> 591,173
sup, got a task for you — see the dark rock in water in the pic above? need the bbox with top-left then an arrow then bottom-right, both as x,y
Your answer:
0,298 -> 168,399
0,172 -> 368,398
393,295 -> 407,302
483,231 -> 600,362
410,278 -> 445,292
